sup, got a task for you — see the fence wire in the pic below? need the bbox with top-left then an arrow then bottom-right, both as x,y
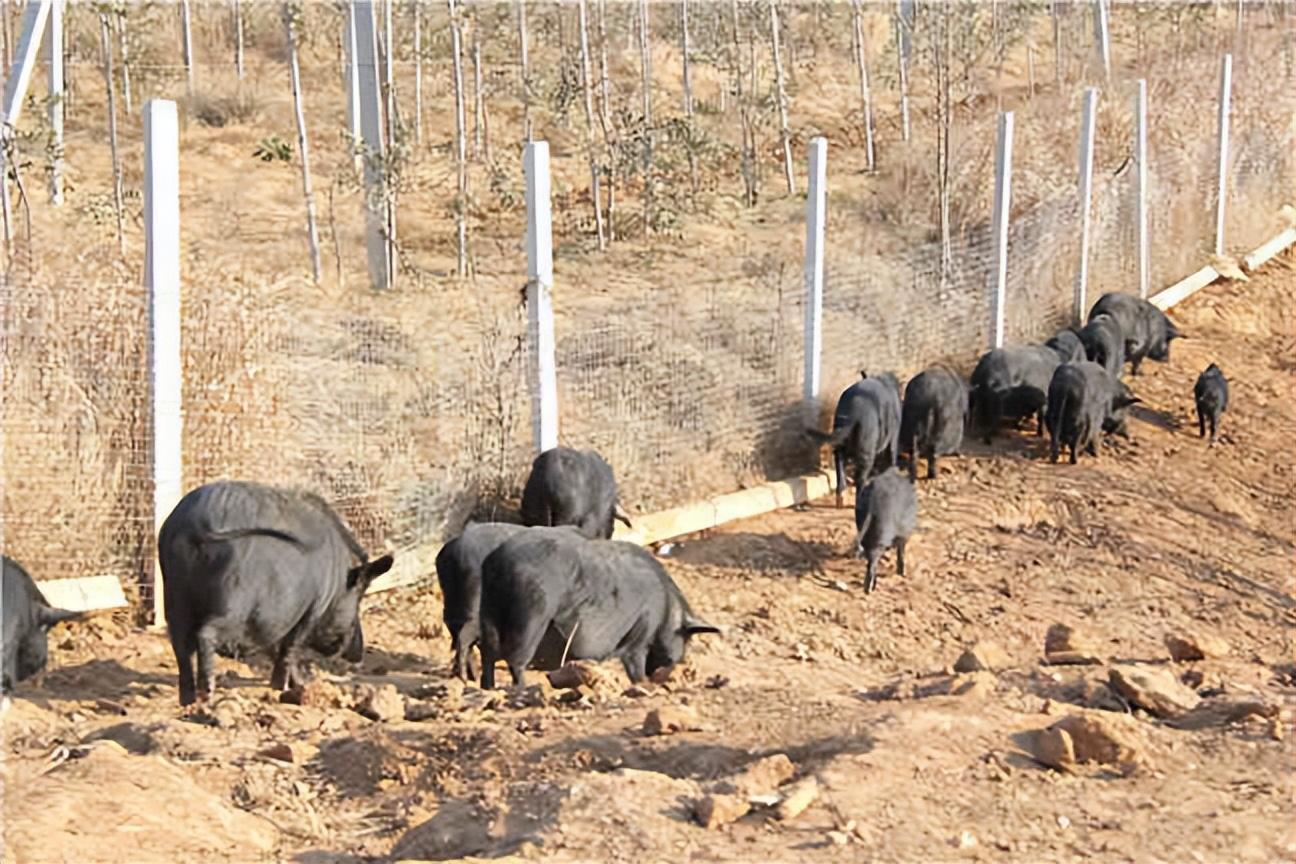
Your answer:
1,4 -> 1293,605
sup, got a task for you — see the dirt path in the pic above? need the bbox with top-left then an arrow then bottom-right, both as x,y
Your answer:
4,263 -> 1294,863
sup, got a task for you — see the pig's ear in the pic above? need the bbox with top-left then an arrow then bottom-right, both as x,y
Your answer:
1114,393 -> 1142,409
680,616 -> 721,637
348,554 -> 395,589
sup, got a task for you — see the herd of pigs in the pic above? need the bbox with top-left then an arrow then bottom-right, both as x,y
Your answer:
2,291 -> 1232,715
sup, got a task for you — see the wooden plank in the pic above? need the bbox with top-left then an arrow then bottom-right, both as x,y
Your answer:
1149,265 -> 1220,311
613,471 -> 835,547
37,576 -> 128,614
1242,226 -> 1296,272
369,547 -> 436,595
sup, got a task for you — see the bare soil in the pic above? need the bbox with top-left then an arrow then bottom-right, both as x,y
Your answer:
4,264 -> 1294,862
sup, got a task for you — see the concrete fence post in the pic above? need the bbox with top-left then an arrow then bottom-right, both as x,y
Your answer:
343,1 -> 363,175
144,100 -> 182,626
990,111 -> 1014,350
351,0 -> 390,291
803,137 -> 827,406
1135,78 -> 1149,298
1075,86 -> 1099,323
1214,53 -> 1233,257
525,141 -> 558,453
1093,0 -> 1111,82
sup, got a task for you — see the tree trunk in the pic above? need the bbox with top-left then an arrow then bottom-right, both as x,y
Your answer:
730,0 -> 755,206
414,0 -> 424,145
680,0 -> 693,115
638,0 -> 653,235
449,0 -> 469,276
518,0 -> 532,142
98,13 -> 125,257
896,12 -> 910,143
472,14 -> 484,159
680,0 -> 699,197
114,12 -> 133,115
180,0 -> 195,99
850,0 -> 875,171
577,0 -> 606,248
769,0 -> 794,195
283,3 -> 323,284
1052,0 -> 1063,88
233,0 -> 244,81
935,2 -> 952,279
595,0 -> 616,240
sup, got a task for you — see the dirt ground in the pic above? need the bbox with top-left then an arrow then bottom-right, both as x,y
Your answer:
4,262 -> 1294,862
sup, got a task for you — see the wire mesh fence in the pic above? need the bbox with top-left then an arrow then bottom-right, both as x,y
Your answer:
1,2 -> 1293,608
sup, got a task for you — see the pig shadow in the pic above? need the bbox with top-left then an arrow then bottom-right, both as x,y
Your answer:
36,659 -> 173,703
758,398 -> 823,483
525,730 -> 876,785
346,645 -> 450,695
1130,404 -> 1183,432
665,532 -> 837,575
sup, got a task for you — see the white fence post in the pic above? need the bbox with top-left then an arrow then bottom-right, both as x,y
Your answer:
1093,0 -> 1111,82
1,0 -> 53,237
343,1 -> 362,174
1135,78 -> 1149,298
803,136 -> 827,404
46,0 -> 62,204
990,111 -> 1014,349
525,141 -> 558,453
352,0 -> 390,291
2,0 -> 52,126
1214,53 -> 1232,257
144,100 -> 182,627
1075,87 -> 1099,323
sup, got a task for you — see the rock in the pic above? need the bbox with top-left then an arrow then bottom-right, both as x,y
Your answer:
950,671 -> 996,699
1030,713 -> 1144,773
555,686 -> 596,708
355,684 -> 405,722
546,662 -> 606,690
725,753 -> 796,798
954,641 -> 1011,673
694,753 -> 798,827
404,702 -> 440,722
623,685 -> 653,699
259,741 -> 316,765
1032,727 -> 1077,771
1109,665 -> 1201,717
280,679 -> 349,709
826,831 -> 851,846
1043,624 -> 1103,665
774,776 -> 819,821
643,705 -> 702,736
1164,632 -> 1231,663
694,793 -> 750,829
505,681 -> 553,710
93,699 -> 127,716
